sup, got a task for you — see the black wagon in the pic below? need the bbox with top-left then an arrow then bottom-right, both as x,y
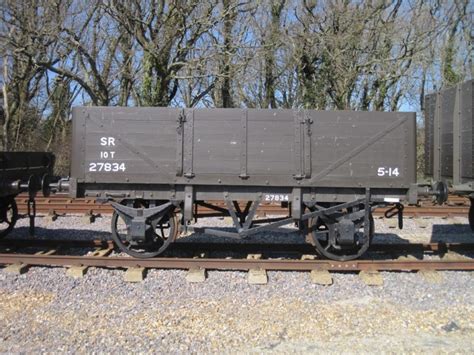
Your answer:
0,152 -> 55,237
69,107 -> 442,260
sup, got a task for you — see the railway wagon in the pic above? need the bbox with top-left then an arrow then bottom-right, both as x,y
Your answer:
70,107 -> 439,261
0,152 -> 55,237
424,80 -> 474,229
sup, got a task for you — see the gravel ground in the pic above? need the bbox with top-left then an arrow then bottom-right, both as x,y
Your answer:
0,214 -> 473,353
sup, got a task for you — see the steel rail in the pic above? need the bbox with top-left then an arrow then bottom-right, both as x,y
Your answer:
0,253 -> 473,271
2,238 -> 474,254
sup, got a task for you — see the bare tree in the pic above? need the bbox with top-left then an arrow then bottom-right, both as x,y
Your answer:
441,0 -> 469,87
106,0 -> 219,107
212,0 -> 238,108
290,0 -> 451,111
262,0 -> 285,109
0,0 -> 472,166
0,1 -> 57,150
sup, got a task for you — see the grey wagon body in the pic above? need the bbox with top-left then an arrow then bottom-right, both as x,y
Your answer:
68,106 -> 426,260
425,80 -> 473,195
70,107 -> 417,204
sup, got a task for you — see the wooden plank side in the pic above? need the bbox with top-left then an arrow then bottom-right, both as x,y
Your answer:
460,80 -> 473,182
247,112 -> 294,176
76,107 -> 416,189
424,94 -> 436,177
440,87 -> 456,180
83,108 -> 179,183
193,109 -> 241,175
308,111 -> 415,187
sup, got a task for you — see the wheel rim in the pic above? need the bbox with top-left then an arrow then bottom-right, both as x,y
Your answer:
308,212 -> 374,261
111,209 -> 179,258
0,198 -> 18,238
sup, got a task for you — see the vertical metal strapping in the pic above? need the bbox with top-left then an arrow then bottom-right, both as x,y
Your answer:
176,109 -> 185,176
293,111 -> 303,179
364,188 -> 371,240
239,109 -> 248,179
183,108 -> 195,178
433,92 -> 442,181
71,107 -> 87,182
407,113 -> 417,183
303,110 -> 312,178
453,84 -> 462,186
184,185 -> 194,222
424,95 -> 434,177
291,187 -> 302,219
468,80 -> 474,183
470,81 -> 474,182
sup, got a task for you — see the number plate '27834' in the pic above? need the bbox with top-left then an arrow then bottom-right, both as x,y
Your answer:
264,194 -> 289,202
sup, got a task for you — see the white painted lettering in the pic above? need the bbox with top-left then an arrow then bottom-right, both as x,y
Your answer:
100,137 -> 116,146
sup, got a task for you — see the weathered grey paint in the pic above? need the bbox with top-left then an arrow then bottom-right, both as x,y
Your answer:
460,82 -> 473,184
424,80 -> 473,193
71,107 -> 417,201
424,93 -> 436,177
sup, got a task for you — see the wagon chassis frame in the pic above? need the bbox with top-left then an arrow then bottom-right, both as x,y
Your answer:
184,196 -> 373,239
107,186 -> 393,261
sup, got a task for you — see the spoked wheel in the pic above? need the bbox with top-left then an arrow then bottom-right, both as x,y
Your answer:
0,197 -> 18,238
111,209 -> 179,258
307,209 -> 374,261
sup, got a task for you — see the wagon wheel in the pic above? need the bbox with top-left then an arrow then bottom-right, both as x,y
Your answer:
308,211 -> 374,261
111,209 -> 179,258
0,197 -> 18,238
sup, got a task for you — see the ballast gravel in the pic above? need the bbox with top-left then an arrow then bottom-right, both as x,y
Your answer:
0,214 -> 473,353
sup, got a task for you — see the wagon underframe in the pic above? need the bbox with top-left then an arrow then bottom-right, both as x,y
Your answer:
97,184 -> 418,261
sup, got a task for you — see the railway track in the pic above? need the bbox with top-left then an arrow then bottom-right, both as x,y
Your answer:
1,253 -> 473,272
1,238 -> 473,255
15,194 -> 471,218
7,195 -> 473,280
1,238 -> 473,277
